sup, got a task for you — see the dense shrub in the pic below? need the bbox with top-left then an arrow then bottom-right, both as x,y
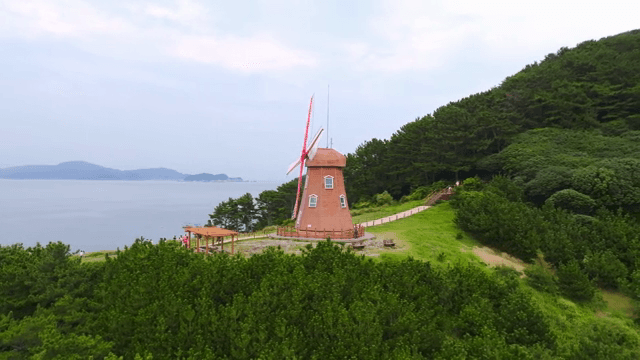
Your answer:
351,200 -> 373,209
484,175 -> 525,202
0,240 -> 561,359
374,191 -> 394,206
525,166 -> 574,203
546,189 -> 597,214
461,176 -> 484,191
583,251 -> 628,288
524,264 -> 559,295
565,320 -> 640,359
454,190 -> 541,262
557,260 -> 596,302
4,224 -> 640,358
453,175 -> 640,296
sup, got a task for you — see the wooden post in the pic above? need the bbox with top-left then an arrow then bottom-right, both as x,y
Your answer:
232,234 -> 235,254
205,236 -> 209,255
221,236 -> 224,252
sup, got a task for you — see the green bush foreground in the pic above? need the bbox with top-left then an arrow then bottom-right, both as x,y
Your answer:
2,240 -> 639,359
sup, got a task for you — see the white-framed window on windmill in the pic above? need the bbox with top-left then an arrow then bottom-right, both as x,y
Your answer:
324,175 -> 334,189
340,195 -> 346,208
309,194 -> 318,208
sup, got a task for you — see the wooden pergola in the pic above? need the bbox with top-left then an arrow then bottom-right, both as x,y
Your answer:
184,226 -> 239,255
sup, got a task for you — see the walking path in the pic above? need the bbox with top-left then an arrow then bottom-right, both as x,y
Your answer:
358,205 -> 431,228
207,205 -> 431,246
215,189 -> 455,244
356,188 -> 455,228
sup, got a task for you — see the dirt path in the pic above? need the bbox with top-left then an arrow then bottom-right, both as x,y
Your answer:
469,246 -> 526,272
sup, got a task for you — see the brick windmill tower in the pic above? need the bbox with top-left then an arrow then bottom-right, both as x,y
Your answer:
285,96 -> 356,238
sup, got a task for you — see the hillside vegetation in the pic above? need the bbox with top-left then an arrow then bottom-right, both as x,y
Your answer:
3,240 -> 640,359
341,29 -> 640,328
344,29 -> 640,203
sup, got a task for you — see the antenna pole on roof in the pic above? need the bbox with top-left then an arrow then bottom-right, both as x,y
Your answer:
326,84 -> 330,148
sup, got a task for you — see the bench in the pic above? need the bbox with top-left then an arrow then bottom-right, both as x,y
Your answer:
383,239 -> 395,247
351,240 -> 365,250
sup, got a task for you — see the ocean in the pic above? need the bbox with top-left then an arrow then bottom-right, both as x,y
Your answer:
0,180 -> 279,252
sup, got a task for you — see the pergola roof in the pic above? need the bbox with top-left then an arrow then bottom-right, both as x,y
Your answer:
185,226 -> 238,237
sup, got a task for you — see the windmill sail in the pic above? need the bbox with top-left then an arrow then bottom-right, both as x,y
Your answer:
286,158 -> 302,175
288,96 -> 314,219
307,128 -> 324,161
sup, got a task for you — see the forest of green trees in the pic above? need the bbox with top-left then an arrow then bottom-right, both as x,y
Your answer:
3,240 -> 639,359
3,30 -> 640,358
344,29 -> 640,204
206,177 -> 305,231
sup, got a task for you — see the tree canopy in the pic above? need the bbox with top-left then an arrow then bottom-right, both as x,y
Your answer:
343,29 -> 640,204
4,240 -> 639,359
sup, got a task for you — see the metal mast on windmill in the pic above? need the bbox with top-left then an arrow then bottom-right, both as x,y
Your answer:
286,96 -> 324,220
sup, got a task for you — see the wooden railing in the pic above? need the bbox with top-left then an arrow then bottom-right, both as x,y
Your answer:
276,225 -> 366,239
424,187 -> 454,206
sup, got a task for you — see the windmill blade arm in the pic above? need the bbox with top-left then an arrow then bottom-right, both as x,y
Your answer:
286,158 -> 302,175
306,128 -> 324,161
306,128 -> 324,153
291,161 -> 305,219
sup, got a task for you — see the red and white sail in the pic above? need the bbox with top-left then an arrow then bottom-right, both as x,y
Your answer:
285,96 -> 324,219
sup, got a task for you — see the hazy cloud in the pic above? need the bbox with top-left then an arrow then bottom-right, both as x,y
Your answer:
0,0 -> 316,73
1,0 -> 639,180
171,34 -> 316,72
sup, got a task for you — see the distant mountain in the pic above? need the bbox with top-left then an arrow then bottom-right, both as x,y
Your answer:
184,173 -> 243,182
0,161 -> 241,181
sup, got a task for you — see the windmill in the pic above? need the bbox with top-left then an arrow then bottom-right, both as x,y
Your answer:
286,96 -> 324,220
281,96 -> 357,238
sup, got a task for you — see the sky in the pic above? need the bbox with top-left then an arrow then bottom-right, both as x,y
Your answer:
1,0 -> 638,182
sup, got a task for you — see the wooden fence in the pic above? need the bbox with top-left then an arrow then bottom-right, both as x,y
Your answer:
276,225 -> 366,239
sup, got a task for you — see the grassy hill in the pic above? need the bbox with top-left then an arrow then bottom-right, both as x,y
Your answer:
368,202 -> 639,354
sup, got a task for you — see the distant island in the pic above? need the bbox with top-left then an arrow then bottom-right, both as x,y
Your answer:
0,161 -> 243,182
183,173 -> 243,182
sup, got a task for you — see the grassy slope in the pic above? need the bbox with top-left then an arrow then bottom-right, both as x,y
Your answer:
365,202 -> 483,266
366,202 -> 638,329
350,200 -> 424,224
80,250 -> 117,263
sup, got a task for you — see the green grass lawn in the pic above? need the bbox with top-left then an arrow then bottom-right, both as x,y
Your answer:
80,250 -> 117,263
364,202 -> 485,267
601,289 -> 637,318
351,200 -> 424,224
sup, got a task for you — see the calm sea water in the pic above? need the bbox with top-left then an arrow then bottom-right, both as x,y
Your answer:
0,180 -> 278,252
